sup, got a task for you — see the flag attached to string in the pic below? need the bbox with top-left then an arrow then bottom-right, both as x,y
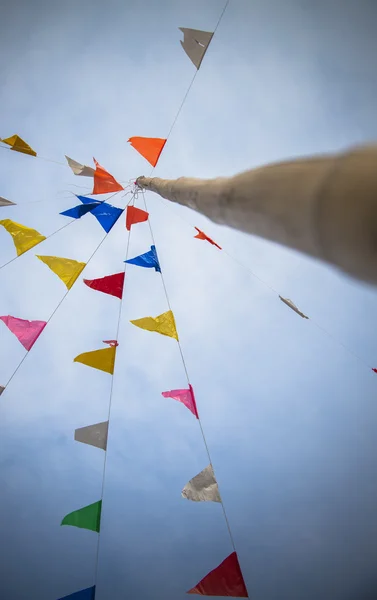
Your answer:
74,421 -> 109,451
83,272 -> 125,299
0,316 -> 47,351
65,156 -> 95,177
179,28 -> 214,70
0,197 -> 16,207
128,137 -> 167,167
126,205 -> 149,230
0,219 -> 46,256
182,465 -> 221,502
279,296 -> 309,319
103,339 -> 118,347
36,256 -> 86,290
74,345 -> 117,374
126,245 -> 161,272
60,202 -> 100,219
90,203 -> 123,233
194,227 -> 221,250
92,158 -> 123,195
61,501 -> 102,532
130,310 -> 178,340
188,552 -> 248,597
0,386 -> 5,396
57,586 -> 96,600
0,134 -> 36,157
162,384 -> 198,418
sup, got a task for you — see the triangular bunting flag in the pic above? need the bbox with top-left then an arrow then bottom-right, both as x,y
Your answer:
0,315 -> 47,351
65,156 -> 95,177
126,245 -> 161,272
194,227 -> 221,250
372,368 -> 377,374
90,202 -> 123,233
57,586 -> 96,600
60,203 -> 100,219
1,134 -> 36,157
83,272 -> 125,299
126,205 -> 149,231
182,465 -> 221,502
279,296 -> 309,319
103,339 -> 119,347
74,346 -> 116,374
188,552 -> 248,597
61,501 -> 102,532
76,195 -> 98,205
130,310 -> 179,340
0,386 -> 5,395
92,158 -> 123,195
162,384 -> 198,418
0,197 -> 16,207
74,421 -> 109,451
128,137 -> 166,167
179,28 -> 214,70
0,219 -> 46,256
36,255 -> 86,290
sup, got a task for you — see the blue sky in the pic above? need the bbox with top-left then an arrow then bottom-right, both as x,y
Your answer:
1,1 -> 377,599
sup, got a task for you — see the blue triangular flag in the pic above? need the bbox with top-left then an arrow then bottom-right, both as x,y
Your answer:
76,195 -> 98,205
58,586 -> 95,600
90,202 -> 124,233
126,245 -> 161,272
60,203 -> 100,219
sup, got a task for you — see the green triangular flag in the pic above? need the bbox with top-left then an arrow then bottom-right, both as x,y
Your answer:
61,500 -> 102,532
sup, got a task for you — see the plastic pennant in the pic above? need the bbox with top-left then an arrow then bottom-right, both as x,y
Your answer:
372,368 -> 377,374
36,255 -> 86,290
76,195 -> 99,205
0,219 -> 46,256
0,386 -> 5,396
83,272 -> 125,299
103,339 -> 119,347
187,552 -> 248,597
126,245 -> 161,272
182,465 -> 221,502
92,158 -> 123,195
60,203 -> 100,219
126,205 -> 149,231
61,501 -> 102,533
279,296 -> 309,319
128,137 -> 166,167
57,586 -> 96,600
1,134 -> 36,157
130,310 -> 179,341
65,155 -> 95,177
74,346 -> 116,374
0,197 -> 16,207
162,384 -> 198,418
194,227 -> 221,250
179,27 -> 214,70
74,421 -> 109,451
90,202 -> 124,233
0,315 -> 47,351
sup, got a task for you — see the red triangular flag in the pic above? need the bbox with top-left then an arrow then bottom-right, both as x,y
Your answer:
83,272 -> 125,299
128,137 -> 167,167
126,205 -> 149,231
92,158 -> 124,195
187,552 -> 248,597
372,368 -> 377,373
194,227 -> 222,250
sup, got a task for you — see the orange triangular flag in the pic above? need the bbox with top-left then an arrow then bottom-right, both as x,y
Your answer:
126,205 -> 149,230
128,137 -> 166,167
92,159 -> 124,195
194,227 -> 222,250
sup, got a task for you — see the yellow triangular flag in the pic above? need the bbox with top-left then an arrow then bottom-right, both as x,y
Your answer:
130,310 -> 179,340
36,255 -> 86,290
0,219 -> 46,256
1,134 -> 36,157
74,346 -> 116,374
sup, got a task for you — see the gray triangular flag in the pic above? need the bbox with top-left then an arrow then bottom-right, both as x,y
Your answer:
65,155 -> 95,177
74,421 -> 109,450
182,464 -> 221,502
279,296 -> 309,319
179,27 -> 214,69
0,197 -> 16,207
0,386 -> 5,395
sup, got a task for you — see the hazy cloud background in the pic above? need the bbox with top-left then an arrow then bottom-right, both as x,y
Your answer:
1,1 -> 377,599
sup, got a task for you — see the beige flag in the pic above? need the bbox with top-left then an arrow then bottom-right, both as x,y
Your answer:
179,27 -> 213,69
65,155 -> 95,177
182,464 -> 221,502
0,197 -> 16,207
279,296 -> 309,319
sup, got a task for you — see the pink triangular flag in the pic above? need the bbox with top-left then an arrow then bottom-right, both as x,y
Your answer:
0,315 -> 47,351
161,384 -> 199,418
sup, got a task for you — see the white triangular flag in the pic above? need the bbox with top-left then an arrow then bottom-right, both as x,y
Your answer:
279,296 -> 309,319
0,197 -> 16,207
182,464 -> 221,502
74,421 -> 109,450
65,155 -> 95,177
179,27 -> 214,69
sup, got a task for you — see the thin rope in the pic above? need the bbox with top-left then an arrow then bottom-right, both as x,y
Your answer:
142,189 -> 238,553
